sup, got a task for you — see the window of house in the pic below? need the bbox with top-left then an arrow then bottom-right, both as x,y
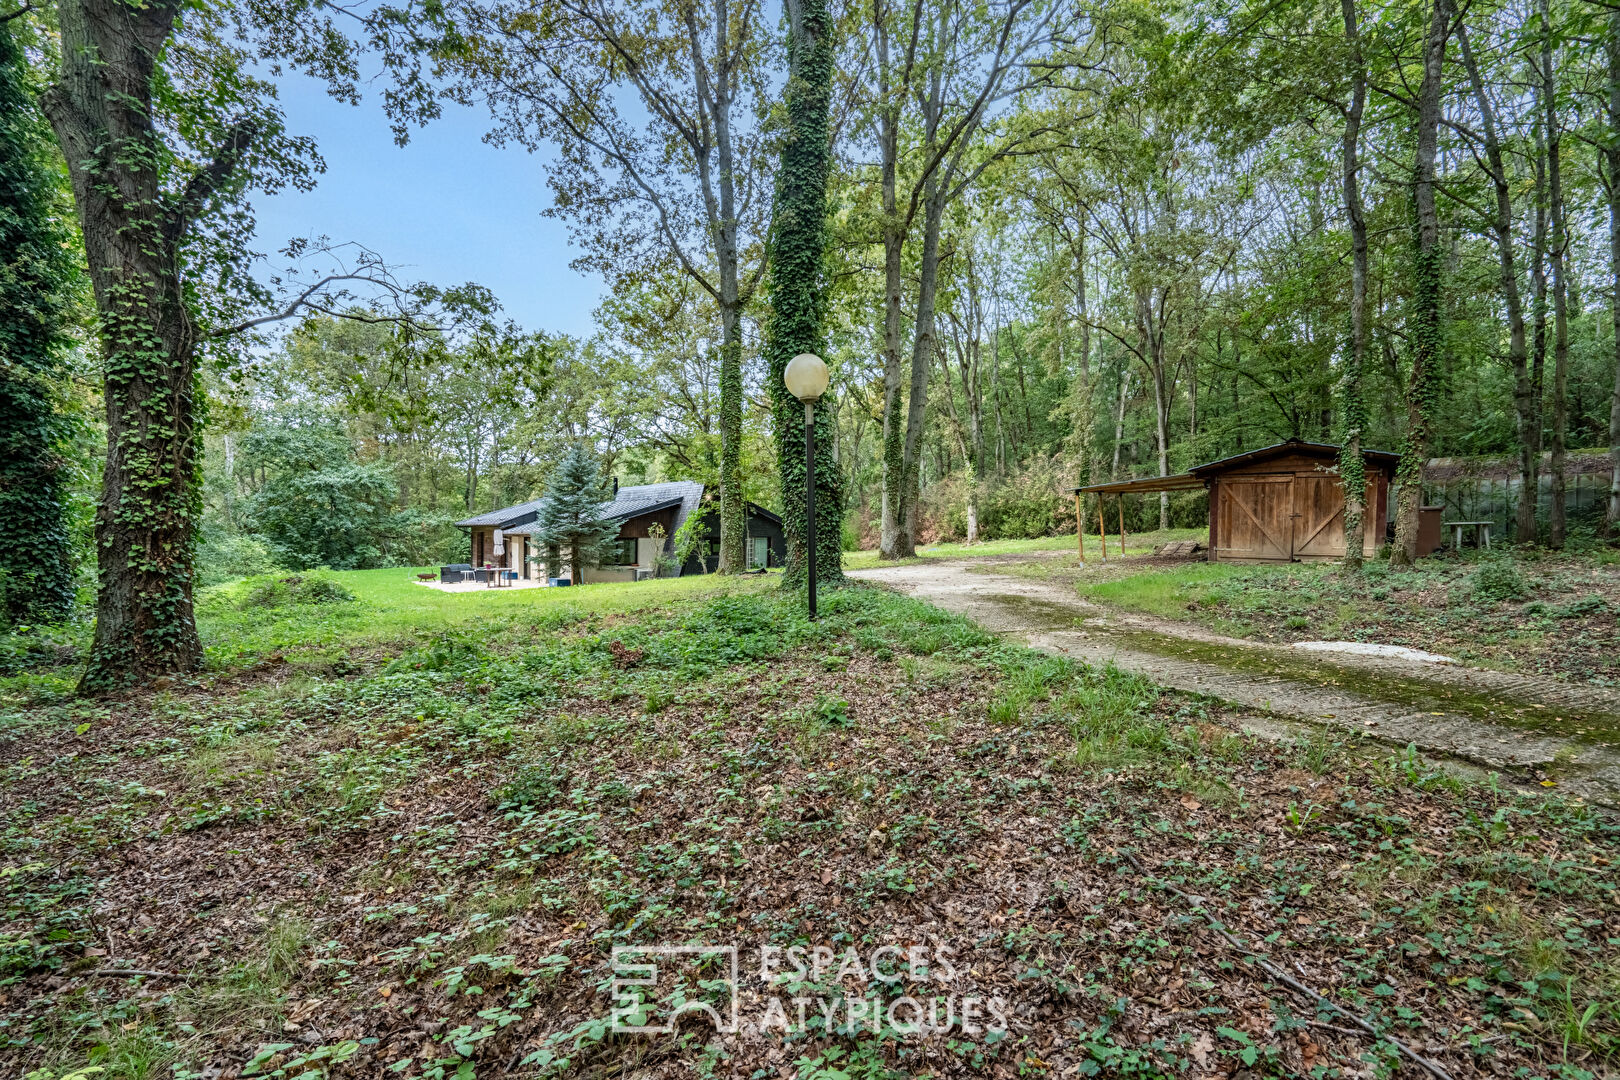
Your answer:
615,537 -> 638,565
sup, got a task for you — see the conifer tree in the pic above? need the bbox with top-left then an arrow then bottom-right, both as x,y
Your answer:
0,22 -> 77,624
534,444 -> 618,586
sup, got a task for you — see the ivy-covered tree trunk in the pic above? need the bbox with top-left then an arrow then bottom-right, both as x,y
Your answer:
1608,8 -> 1620,535
717,306 -> 745,574
1337,0 -> 1368,570
712,9 -> 747,577
1458,24 -> 1533,547
1390,0 -> 1449,568
901,179 -> 946,549
878,111 -> 911,561
42,0 -> 252,687
1529,124 -> 1548,536
765,0 -> 843,588
1541,0 -> 1569,550
0,22 -> 77,625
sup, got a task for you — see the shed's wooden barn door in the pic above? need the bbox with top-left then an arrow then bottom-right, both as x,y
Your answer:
1217,477 -> 1293,560
1292,474 -> 1346,558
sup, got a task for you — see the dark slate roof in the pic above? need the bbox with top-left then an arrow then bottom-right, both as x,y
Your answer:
599,481 -> 704,524
455,481 -> 706,537
454,499 -> 546,529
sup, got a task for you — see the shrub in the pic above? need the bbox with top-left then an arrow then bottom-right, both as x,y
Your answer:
495,760 -> 569,807
1552,594 -> 1607,619
0,622 -> 82,675
1469,561 -> 1529,603
384,628 -> 487,673
195,532 -> 284,587
240,572 -> 358,610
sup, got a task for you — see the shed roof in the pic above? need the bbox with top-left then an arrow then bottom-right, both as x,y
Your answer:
1073,439 -> 1401,495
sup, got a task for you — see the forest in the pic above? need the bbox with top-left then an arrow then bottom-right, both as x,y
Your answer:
8,0 -> 1620,1074
3,0 -> 1620,667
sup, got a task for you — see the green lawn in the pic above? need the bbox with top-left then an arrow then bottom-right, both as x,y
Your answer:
843,527 -> 1205,570
195,567 -> 755,672
1036,547 -> 1620,682
2,566 -> 1616,1077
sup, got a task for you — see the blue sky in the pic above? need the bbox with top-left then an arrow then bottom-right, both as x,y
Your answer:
252,72 -> 606,340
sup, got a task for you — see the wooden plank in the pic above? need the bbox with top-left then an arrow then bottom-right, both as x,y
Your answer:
1293,474 -> 1346,558
1097,495 -> 1107,561
1217,476 -> 1292,561
1075,494 -> 1085,563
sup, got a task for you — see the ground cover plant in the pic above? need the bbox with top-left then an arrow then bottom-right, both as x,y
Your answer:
986,542 -> 1620,685
844,529 -> 1206,572
2,570 -> 1617,1079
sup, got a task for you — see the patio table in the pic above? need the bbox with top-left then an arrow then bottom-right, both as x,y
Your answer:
1443,520 -> 1493,550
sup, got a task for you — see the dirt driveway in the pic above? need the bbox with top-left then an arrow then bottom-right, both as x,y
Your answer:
852,557 -> 1620,805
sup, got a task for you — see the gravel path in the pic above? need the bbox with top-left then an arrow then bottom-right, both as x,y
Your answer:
852,558 -> 1620,805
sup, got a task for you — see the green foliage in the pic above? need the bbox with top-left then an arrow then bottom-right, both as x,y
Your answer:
0,620 -> 83,676
239,573 -> 358,610
763,0 -> 843,589
1471,560 -> 1530,603
0,23 -> 78,626
238,420 -> 405,571
673,505 -> 712,573
195,531 -> 285,587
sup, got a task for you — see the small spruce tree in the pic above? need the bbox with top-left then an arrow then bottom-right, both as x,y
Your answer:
535,445 -> 618,585
0,23 -> 78,624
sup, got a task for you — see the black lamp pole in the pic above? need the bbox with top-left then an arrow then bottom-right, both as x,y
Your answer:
804,399 -> 816,620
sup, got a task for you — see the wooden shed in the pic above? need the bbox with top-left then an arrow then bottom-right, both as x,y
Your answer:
1074,440 -> 1400,563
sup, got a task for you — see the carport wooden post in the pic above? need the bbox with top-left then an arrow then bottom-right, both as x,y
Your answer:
1118,496 -> 1126,554
1074,494 -> 1085,563
1097,495 -> 1107,561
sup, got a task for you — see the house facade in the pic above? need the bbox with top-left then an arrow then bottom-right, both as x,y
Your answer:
454,481 -> 785,582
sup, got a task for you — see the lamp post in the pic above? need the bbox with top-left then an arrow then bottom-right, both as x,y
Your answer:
783,352 -> 830,619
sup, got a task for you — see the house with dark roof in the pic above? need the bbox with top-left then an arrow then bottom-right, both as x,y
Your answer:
454,481 -> 784,582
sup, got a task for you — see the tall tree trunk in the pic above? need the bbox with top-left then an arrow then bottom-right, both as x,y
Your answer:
1152,358 -> 1170,530
1112,364 -> 1130,480
713,9 -> 745,573
1531,124 -> 1549,536
1458,24 -> 1533,544
1608,9 -> 1620,534
878,138 -> 909,556
902,181 -> 946,550
1339,0 -> 1370,568
1542,0 -> 1569,549
765,0 -> 842,586
42,0 -> 252,687
1391,0 -> 1450,568
1071,236 -> 1094,484
873,0 -> 917,560
686,0 -> 749,574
